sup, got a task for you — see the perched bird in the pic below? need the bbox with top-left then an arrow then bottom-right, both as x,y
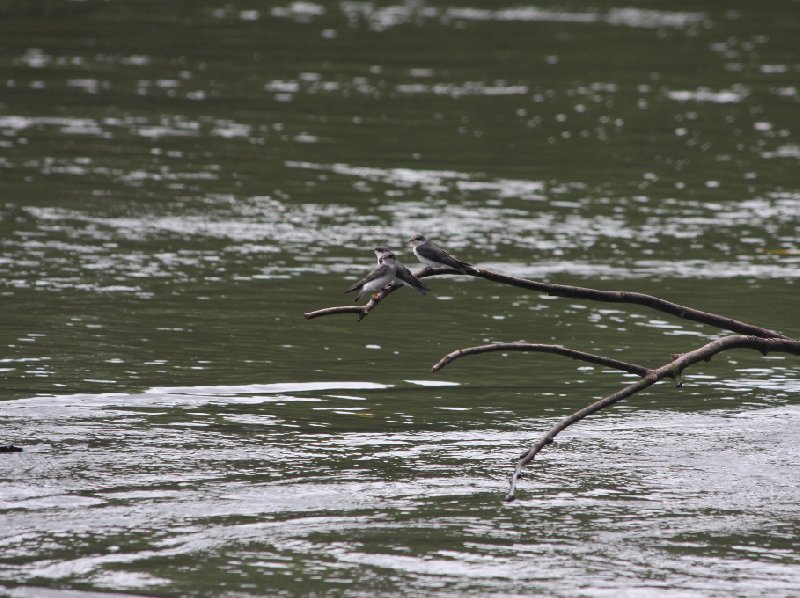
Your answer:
345,252 -> 398,302
372,246 -> 431,295
409,234 -> 472,272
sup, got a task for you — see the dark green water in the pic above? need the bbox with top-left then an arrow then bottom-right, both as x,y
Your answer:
1,1 -> 799,596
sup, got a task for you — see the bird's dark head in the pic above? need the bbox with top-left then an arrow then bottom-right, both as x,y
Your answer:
372,246 -> 391,258
379,252 -> 397,265
409,234 -> 426,246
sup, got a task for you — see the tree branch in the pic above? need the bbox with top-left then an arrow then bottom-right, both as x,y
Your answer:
432,342 -> 652,377
308,256 -> 798,501
305,264 -> 789,339
502,335 -> 800,502
466,266 -> 789,340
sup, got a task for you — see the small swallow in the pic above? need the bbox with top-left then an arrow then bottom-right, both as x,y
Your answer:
372,246 -> 431,295
345,252 -> 397,302
409,234 -> 472,272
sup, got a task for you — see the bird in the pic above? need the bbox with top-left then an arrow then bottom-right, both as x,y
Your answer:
345,252 -> 398,302
372,247 -> 431,295
409,234 -> 472,273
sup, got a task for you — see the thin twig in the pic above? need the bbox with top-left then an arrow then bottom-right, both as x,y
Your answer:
304,281 -> 402,321
504,335 -> 800,501
432,342 -> 651,377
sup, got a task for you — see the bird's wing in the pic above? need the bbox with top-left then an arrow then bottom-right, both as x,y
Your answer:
396,264 -> 430,294
345,264 -> 390,293
441,255 -> 471,270
419,243 -> 471,270
416,242 -> 450,263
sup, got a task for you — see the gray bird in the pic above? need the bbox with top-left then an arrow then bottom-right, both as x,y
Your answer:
372,246 -> 431,295
345,252 -> 398,302
409,234 -> 472,272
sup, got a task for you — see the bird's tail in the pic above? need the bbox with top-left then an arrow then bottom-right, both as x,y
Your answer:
411,279 -> 432,295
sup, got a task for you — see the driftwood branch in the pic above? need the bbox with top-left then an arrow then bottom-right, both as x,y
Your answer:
432,342 -> 652,377
305,265 -> 788,339
307,257 -> 798,501
434,335 -> 800,502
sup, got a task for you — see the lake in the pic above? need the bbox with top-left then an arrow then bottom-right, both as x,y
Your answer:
1,1 -> 799,596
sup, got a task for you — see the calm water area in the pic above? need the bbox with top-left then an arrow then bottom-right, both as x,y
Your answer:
1,1 -> 799,596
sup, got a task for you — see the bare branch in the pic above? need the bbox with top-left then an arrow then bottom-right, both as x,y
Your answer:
466,267 -> 789,340
432,342 -> 651,377
306,256 -> 798,501
305,264 -> 789,338
504,335 -> 800,501
307,257 -> 798,501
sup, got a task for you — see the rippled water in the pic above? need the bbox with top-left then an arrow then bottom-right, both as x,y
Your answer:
3,386 -> 800,596
1,1 -> 799,596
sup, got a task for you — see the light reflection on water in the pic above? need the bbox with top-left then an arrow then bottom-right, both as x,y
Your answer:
2,184 -> 798,292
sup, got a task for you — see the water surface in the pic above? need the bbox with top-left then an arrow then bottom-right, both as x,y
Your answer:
1,1 -> 798,596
